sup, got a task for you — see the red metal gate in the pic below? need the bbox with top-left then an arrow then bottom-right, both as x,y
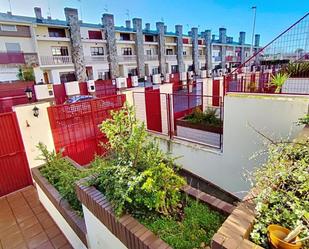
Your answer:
145,89 -> 162,132
0,112 -> 32,196
212,79 -> 220,107
48,95 -> 126,165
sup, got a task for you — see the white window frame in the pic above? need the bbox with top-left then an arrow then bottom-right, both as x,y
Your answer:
0,24 -> 17,32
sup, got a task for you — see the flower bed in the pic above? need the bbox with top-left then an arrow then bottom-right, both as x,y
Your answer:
176,117 -> 223,134
32,165 -> 88,249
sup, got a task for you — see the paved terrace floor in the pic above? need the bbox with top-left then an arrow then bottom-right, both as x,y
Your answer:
0,186 -> 72,249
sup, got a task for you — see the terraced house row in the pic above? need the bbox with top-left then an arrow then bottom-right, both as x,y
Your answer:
0,7 -> 260,83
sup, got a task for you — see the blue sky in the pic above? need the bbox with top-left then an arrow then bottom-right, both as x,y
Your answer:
0,0 -> 308,45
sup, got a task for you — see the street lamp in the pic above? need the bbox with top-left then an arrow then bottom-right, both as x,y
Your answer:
25,87 -> 33,101
32,106 -> 39,117
250,6 -> 257,57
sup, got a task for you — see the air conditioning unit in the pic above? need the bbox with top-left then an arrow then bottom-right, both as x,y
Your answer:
152,74 -> 161,84
64,81 -> 80,96
87,80 -> 96,93
34,84 -> 54,100
116,77 -> 127,88
180,72 -> 187,81
131,76 -> 139,87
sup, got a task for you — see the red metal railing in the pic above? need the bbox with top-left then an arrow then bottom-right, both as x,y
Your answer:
95,79 -> 117,97
48,94 -> 126,165
0,51 -> 25,64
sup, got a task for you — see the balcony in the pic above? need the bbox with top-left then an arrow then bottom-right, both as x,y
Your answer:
183,55 -> 193,61
117,55 -> 137,62
40,56 -> 72,66
225,55 -> 241,62
0,51 -> 25,64
145,55 -> 159,61
166,55 -> 177,61
85,55 -> 108,64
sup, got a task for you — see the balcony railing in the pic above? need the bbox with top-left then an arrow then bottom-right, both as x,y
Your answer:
166,55 -> 177,61
85,55 -> 108,64
0,51 -> 25,64
117,55 -> 137,62
145,55 -> 159,61
40,56 -> 72,65
225,55 -> 241,62
183,55 -> 192,61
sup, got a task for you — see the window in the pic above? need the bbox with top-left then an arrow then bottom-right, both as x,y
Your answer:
98,70 -> 110,80
166,49 -> 173,55
5,43 -> 21,52
60,72 -> 76,83
88,30 -> 102,40
122,48 -> 132,55
128,68 -> 137,76
48,28 -> 66,38
146,49 -> 152,55
91,47 -> 104,56
52,47 -> 69,56
183,51 -> 187,56
183,38 -> 189,44
120,33 -> 131,41
198,40 -> 203,45
152,67 -> 159,75
0,24 -> 17,32
199,50 -> 203,55
171,65 -> 178,74
145,35 -> 155,42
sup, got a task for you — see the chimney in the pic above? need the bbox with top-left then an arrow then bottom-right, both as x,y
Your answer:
188,31 -> 192,36
34,7 -> 43,20
164,25 -> 167,33
47,16 -> 51,20
125,20 -> 131,29
7,11 -> 12,16
145,23 -> 150,30
254,34 -> 260,47
239,31 -> 246,45
212,34 -> 215,41
219,28 -> 227,43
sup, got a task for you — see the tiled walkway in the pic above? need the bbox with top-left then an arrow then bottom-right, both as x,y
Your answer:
0,186 -> 73,249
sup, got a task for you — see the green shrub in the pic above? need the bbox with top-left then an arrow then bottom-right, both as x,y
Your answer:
270,72 -> 289,93
37,143 -> 92,215
184,107 -> 222,127
297,114 -> 309,126
250,141 -> 309,248
283,62 -> 309,77
91,103 -> 186,217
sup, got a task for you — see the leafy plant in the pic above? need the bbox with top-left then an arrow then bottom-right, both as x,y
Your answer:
92,103 -> 186,217
37,143 -> 93,215
270,72 -> 289,93
250,141 -> 309,248
283,62 -> 309,78
297,114 -> 309,126
184,107 -> 222,127
16,67 -> 35,81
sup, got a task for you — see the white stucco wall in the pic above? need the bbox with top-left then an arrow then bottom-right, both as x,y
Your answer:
158,93 -> 309,198
36,185 -> 87,249
13,102 -> 55,168
82,205 -> 126,249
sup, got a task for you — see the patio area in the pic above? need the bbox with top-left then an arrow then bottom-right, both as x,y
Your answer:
0,186 -> 72,249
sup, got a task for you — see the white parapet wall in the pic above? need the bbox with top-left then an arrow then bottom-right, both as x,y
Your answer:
157,93 -> 309,198
64,81 -> 80,96
282,78 -> 309,94
82,205 -> 126,249
159,83 -> 173,135
34,84 -> 54,100
36,185 -> 88,249
14,102 -> 55,168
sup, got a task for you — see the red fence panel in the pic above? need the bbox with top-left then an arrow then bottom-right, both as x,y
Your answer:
212,80 -> 220,107
79,82 -> 89,95
145,89 -> 162,133
0,112 -> 32,196
95,80 -> 117,97
48,94 -> 126,165
53,84 -> 67,105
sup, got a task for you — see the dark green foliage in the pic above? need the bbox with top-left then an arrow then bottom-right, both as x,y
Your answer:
282,62 -> 309,77
184,107 -> 222,127
138,197 -> 225,249
17,67 -> 35,81
37,143 -> 92,215
297,114 -> 309,126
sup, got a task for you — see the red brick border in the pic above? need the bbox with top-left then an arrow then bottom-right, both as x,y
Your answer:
210,191 -> 264,249
76,177 -> 235,249
32,166 -> 88,246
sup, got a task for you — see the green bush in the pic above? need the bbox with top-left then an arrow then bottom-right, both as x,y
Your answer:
282,62 -> 309,77
250,141 -> 309,248
270,72 -> 289,93
37,143 -> 93,215
92,103 -> 186,217
297,114 -> 309,126
184,107 -> 222,127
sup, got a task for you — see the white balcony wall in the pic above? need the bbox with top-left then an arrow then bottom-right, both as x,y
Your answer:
0,36 -> 36,53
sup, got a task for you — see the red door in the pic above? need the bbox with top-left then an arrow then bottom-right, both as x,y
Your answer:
0,112 -> 32,196
212,79 -> 220,106
145,89 -> 162,132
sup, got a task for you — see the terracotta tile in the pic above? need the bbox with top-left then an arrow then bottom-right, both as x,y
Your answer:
0,216 -> 17,233
22,223 -> 44,240
39,217 -> 55,230
59,244 -> 73,249
44,225 -> 61,239
0,223 -> 20,240
32,205 -> 45,215
0,241 -> 2,249
51,234 -> 67,249
34,240 -> 55,249
19,216 -> 39,231
1,231 -> 24,249
6,192 -> 23,204
36,212 -> 50,222
14,209 -> 34,223
26,232 -> 48,249
12,242 -> 28,249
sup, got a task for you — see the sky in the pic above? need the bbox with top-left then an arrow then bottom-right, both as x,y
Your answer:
0,0 -> 308,45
